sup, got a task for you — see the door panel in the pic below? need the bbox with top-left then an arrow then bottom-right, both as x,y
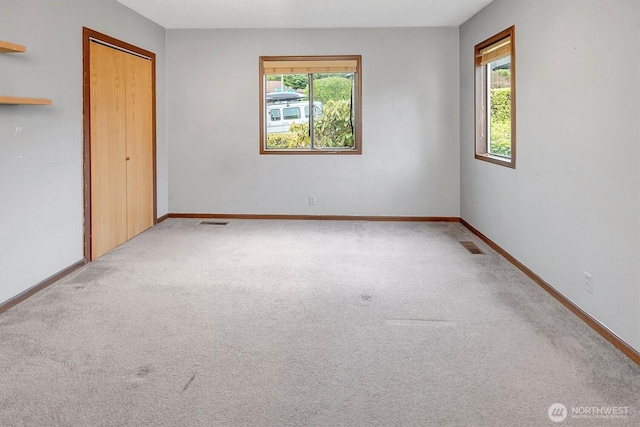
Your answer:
89,39 -> 154,260
90,42 -> 128,260
125,54 -> 154,239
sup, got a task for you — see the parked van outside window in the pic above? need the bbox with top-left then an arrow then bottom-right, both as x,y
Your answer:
266,93 -> 322,134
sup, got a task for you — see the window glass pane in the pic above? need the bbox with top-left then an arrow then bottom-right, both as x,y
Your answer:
487,56 -> 511,158
265,73 -> 310,149
283,107 -> 301,120
311,72 -> 355,149
269,108 -> 281,121
304,105 -> 323,118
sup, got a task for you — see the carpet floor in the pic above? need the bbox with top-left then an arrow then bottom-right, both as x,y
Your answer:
0,219 -> 638,426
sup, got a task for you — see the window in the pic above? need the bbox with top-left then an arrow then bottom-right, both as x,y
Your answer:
475,26 -> 516,168
259,55 -> 362,154
283,107 -> 301,120
304,105 -> 322,118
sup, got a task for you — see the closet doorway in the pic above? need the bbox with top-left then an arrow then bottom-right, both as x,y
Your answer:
83,28 -> 156,261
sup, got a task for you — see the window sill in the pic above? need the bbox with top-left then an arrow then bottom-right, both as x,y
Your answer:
260,148 -> 362,155
475,153 -> 515,168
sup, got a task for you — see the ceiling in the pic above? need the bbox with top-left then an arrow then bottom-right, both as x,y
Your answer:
116,0 -> 494,29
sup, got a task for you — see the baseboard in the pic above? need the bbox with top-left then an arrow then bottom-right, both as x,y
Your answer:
0,260 -> 86,316
168,213 -> 461,222
460,218 -> 640,366
156,213 -> 169,223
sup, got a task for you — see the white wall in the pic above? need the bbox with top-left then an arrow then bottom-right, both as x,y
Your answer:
0,0 -> 168,304
460,0 -> 640,351
167,28 -> 460,216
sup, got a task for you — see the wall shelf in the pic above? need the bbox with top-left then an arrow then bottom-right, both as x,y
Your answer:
1,40 -> 51,105
0,40 -> 26,53
0,96 -> 52,105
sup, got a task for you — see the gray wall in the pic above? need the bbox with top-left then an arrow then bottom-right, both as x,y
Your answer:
167,28 -> 460,216
0,0 -> 168,304
460,0 -> 640,351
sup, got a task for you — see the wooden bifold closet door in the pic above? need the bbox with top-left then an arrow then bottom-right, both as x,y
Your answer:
89,41 -> 153,260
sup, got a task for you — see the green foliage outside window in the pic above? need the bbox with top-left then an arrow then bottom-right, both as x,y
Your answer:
305,76 -> 352,104
266,74 -> 308,91
489,87 -> 511,157
266,132 -> 301,149
283,74 -> 308,90
313,100 -> 354,148
491,69 -> 511,89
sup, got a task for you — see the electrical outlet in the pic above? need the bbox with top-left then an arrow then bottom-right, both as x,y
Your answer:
583,271 -> 593,294
309,196 -> 316,206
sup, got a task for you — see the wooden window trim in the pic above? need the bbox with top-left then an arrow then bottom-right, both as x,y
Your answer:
474,26 -> 516,169
259,55 -> 362,155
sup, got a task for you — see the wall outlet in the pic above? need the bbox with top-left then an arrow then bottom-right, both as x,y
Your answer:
309,196 -> 316,206
583,271 -> 593,294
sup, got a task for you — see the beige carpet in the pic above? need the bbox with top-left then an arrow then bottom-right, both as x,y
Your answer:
0,219 -> 638,426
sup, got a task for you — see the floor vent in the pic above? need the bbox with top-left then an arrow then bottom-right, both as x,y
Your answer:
460,241 -> 483,254
199,221 -> 229,226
